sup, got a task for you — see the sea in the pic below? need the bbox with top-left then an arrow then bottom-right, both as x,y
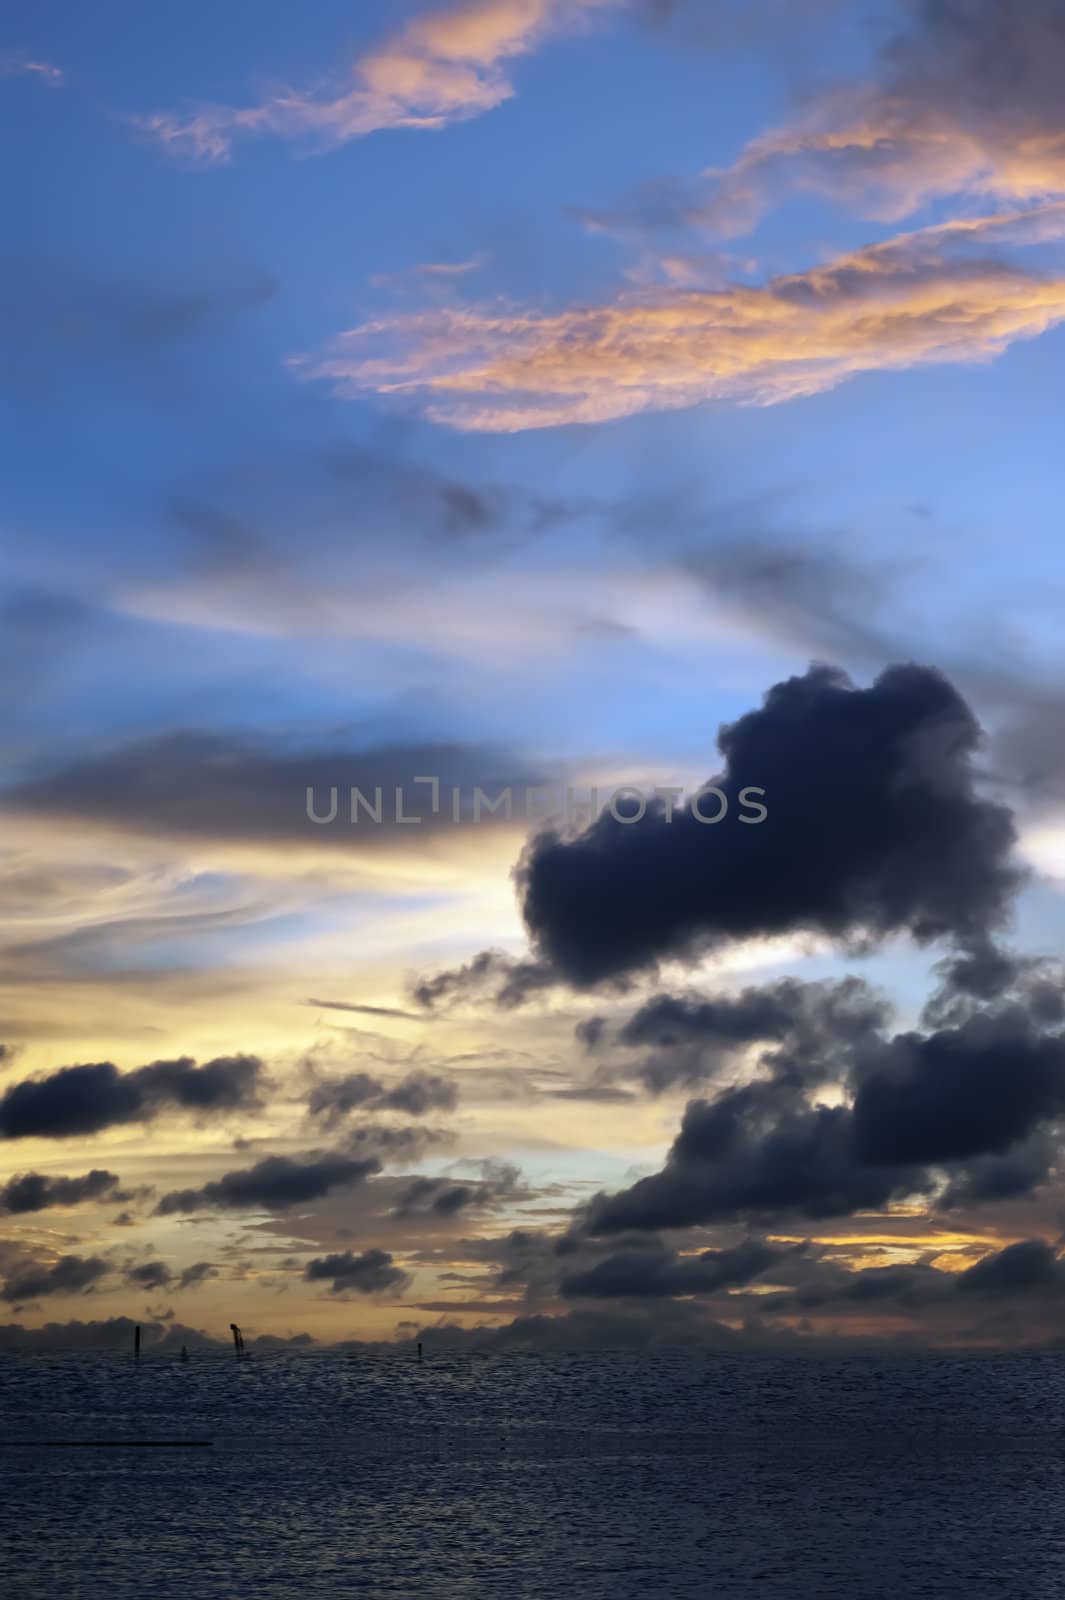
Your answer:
3,1350 -> 1065,1598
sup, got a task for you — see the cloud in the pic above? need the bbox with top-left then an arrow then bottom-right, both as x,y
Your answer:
0,266 -> 277,402
614,977 -> 890,1094
1,733 -> 533,848
744,1238 -> 1065,1330
0,1168 -> 122,1213
305,999 -> 426,1022
395,1300 -> 748,1351
956,1238 -> 1065,1296
304,1247 -> 410,1295
297,207 -> 1065,429
559,1237 -> 785,1298
937,1136 -> 1057,1210
702,0 -> 1065,232
122,1259 -> 218,1293
178,1261 -> 219,1290
410,948 -> 553,1010
684,535 -> 912,670
1,1253 -> 109,1304
155,1152 -> 381,1214
393,1160 -> 527,1217
581,1 -> 1065,247
307,1069 -> 458,1128
583,1084 -> 930,1232
852,1007 -> 1065,1167
0,1055 -> 265,1140
518,662 -> 1020,989
579,990 -> 1065,1235
126,1260 -> 172,1292
0,1317 -> 239,1353
0,54 -> 63,86
135,0 -> 619,164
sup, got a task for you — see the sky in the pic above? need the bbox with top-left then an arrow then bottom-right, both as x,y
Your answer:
4,0 -> 1065,1353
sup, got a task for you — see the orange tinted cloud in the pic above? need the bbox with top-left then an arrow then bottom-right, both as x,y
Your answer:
296,207 -> 1065,429
687,92 -> 1065,240
591,3 -> 1065,239
135,0 -> 618,163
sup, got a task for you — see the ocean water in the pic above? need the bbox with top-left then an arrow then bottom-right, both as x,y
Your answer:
3,1351 -> 1065,1598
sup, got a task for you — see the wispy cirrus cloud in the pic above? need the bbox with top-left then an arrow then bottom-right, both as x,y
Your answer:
0,53 -> 63,86
134,0 -> 620,164
295,204 -> 1065,429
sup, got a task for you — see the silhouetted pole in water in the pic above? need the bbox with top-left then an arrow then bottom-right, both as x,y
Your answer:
230,1322 -> 245,1356
134,1325 -> 141,1360
180,1344 -> 188,1362
417,1342 -> 423,1363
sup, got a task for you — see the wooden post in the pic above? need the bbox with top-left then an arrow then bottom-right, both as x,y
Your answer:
417,1341 -> 423,1363
134,1324 -> 141,1360
230,1322 -> 243,1356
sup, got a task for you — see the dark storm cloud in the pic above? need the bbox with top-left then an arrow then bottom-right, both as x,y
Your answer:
0,1168 -> 122,1212
579,987 -> 1065,1234
560,1238 -> 784,1299
178,1261 -> 218,1290
0,1054 -> 265,1139
1,734 -> 535,848
615,977 -> 889,1093
921,953 -> 1065,1031
456,1227 -> 570,1301
657,1240 -> 1065,1324
304,1247 -> 410,1295
956,1238 -> 1065,1296
126,1260 -> 172,1292
341,1123 -> 449,1163
395,1178 -> 478,1217
851,1008 -> 1065,1166
784,1239 -> 1065,1312
393,1162 -> 527,1219
937,1136 -> 1057,1210
124,1259 -> 218,1292
583,1084 -> 929,1233
410,949 -> 553,1011
1,1253 -> 109,1303
155,1152 -> 380,1214
518,664 -> 1021,989
308,1069 -> 457,1128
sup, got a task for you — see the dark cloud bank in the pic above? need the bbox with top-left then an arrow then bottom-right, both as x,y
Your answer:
0,1054 -> 264,1139
519,663 -> 1020,988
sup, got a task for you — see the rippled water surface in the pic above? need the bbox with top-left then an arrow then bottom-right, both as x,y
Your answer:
4,1352 -> 1065,1598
